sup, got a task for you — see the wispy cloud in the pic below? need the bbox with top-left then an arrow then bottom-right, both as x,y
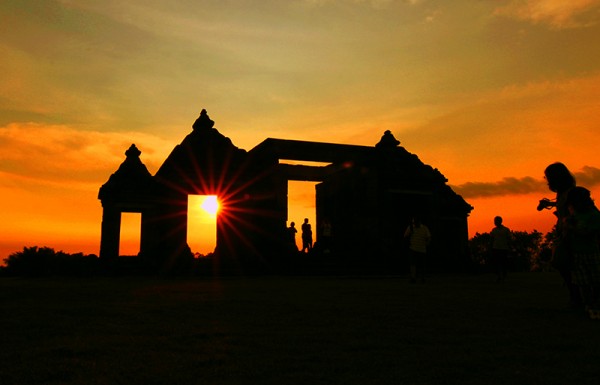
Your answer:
303,0 -> 409,8
451,176 -> 546,198
452,166 -> 600,198
495,0 -> 600,29
0,123 -> 172,190
574,166 -> 600,188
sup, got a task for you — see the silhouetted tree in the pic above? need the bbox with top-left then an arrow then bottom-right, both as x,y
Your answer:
469,232 -> 493,269
510,230 -> 543,272
2,246 -> 98,277
469,229 -> 547,272
530,226 -> 558,272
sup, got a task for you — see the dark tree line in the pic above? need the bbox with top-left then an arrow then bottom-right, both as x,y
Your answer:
1,246 -> 100,277
1,246 -> 199,277
468,228 -> 557,272
3,230 -> 560,277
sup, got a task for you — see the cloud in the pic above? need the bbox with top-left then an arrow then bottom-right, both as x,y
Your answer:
494,0 -> 600,28
574,166 -> 600,188
451,166 -> 600,198
451,176 -> 546,199
0,123 -> 173,191
302,0 -> 418,8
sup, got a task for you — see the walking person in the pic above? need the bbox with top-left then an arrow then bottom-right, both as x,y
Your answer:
490,216 -> 512,282
404,216 -> 431,283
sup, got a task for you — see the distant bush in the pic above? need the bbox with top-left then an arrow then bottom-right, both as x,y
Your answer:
1,246 -> 99,277
468,228 -> 555,273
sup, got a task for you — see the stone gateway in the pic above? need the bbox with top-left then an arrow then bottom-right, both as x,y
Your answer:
99,110 -> 472,274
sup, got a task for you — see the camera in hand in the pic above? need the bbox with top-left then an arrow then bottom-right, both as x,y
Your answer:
537,198 -> 556,211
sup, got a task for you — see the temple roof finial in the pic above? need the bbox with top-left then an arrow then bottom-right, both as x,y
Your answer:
192,109 -> 215,131
375,130 -> 400,149
125,144 -> 141,158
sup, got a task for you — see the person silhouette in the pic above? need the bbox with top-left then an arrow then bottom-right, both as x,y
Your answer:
490,216 -> 512,282
301,218 -> 313,253
404,216 -> 431,283
287,222 -> 298,254
564,187 -> 600,319
543,162 -> 581,307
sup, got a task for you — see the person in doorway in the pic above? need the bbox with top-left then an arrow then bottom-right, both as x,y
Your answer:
301,218 -> 313,253
404,216 -> 431,283
490,216 -> 512,282
287,222 -> 298,254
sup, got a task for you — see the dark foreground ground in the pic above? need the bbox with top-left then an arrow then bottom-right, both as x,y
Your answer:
1,272 -> 598,385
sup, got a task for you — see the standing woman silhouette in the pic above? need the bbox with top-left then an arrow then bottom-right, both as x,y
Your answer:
544,162 -> 581,307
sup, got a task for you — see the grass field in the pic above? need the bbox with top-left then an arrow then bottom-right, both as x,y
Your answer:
1,272 -> 599,385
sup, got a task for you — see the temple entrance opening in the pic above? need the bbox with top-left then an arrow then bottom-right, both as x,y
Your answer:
187,195 -> 218,256
120,212 -> 141,257
287,181 -> 317,251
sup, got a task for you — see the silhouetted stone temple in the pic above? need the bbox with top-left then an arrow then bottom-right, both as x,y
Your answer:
99,109 -> 473,274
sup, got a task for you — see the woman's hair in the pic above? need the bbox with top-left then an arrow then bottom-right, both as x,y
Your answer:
544,162 -> 576,193
566,186 -> 595,212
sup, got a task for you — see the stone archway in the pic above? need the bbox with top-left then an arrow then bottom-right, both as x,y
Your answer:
98,144 -> 158,261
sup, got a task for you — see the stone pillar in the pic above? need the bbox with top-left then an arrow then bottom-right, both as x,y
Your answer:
99,206 -> 121,260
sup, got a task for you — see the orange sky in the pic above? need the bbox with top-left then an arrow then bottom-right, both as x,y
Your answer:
1,0 -> 600,260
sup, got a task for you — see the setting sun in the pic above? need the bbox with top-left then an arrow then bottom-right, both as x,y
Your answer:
201,196 -> 220,216
187,195 -> 218,255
